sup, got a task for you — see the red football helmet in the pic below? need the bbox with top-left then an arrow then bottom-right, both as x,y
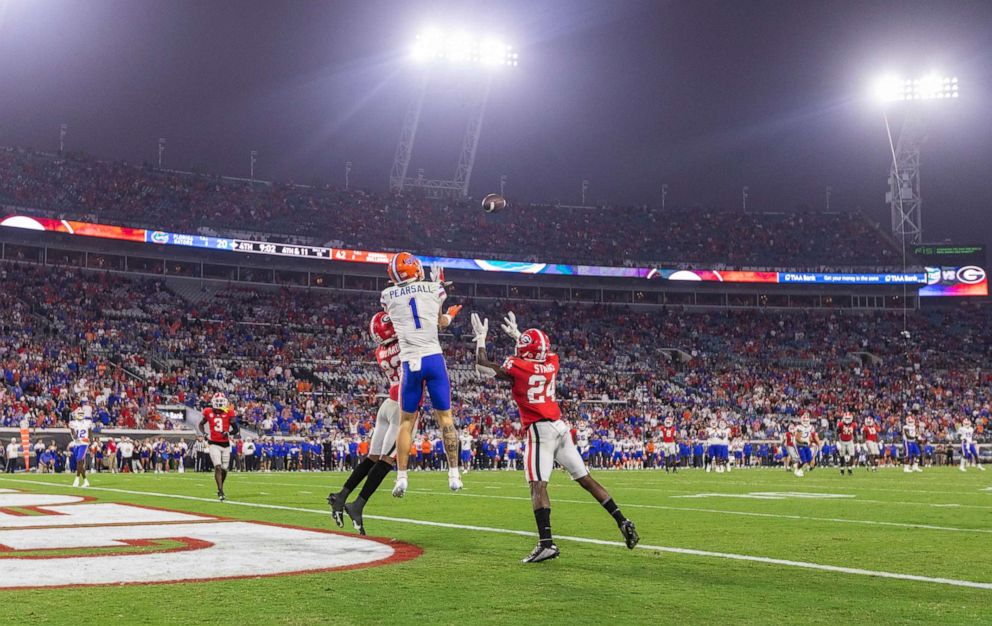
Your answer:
515,328 -> 550,361
369,311 -> 396,344
388,252 -> 424,285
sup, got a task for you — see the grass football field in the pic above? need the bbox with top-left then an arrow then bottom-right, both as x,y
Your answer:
3,466 -> 992,625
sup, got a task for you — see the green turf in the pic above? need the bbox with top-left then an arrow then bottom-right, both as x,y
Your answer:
3,467 -> 992,625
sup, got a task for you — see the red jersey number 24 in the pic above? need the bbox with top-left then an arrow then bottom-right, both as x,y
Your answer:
526,374 -> 556,405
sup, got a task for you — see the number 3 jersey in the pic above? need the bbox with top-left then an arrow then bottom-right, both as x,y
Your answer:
501,353 -> 561,426
202,407 -> 234,445
380,280 -> 446,362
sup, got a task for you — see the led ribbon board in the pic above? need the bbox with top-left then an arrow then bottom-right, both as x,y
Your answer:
1,214 -> 985,295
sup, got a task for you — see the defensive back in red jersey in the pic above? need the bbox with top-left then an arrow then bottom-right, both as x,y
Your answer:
375,341 -> 402,402
203,407 -> 234,444
838,421 -> 857,442
501,353 -> 561,426
863,423 -> 879,441
661,426 -> 676,443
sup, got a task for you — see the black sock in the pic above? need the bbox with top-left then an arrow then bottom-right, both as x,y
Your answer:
354,460 -> 393,505
534,507 -> 553,547
340,458 -> 375,497
600,498 -> 626,525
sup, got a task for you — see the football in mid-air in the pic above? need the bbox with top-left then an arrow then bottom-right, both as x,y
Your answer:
482,193 -> 507,213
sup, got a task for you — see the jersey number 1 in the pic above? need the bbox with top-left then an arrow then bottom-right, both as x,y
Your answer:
408,297 -> 422,329
526,374 -> 556,404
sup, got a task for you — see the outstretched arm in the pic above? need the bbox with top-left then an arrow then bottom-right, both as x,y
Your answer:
476,346 -> 512,382
438,305 -> 462,329
472,313 -> 512,381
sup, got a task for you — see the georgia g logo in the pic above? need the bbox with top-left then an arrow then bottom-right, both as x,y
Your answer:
956,266 -> 986,285
0,489 -> 419,589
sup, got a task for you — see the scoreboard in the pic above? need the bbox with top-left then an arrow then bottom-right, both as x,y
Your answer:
913,244 -> 986,267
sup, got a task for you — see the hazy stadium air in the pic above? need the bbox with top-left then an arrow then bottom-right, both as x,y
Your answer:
1,0 -> 991,249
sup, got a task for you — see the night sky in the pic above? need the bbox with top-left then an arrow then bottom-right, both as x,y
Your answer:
1,0 -> 990,249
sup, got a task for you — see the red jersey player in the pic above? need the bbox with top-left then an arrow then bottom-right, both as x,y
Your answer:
198,392 -> 239,501
862,417 -> 881,472
329,312 -> 404,536
837,413 -> 857,475
472,311 -> 639,563
661,417 -> 679,473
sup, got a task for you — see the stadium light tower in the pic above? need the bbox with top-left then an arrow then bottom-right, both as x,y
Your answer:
389,27 -> 518,199
871,73 -> 959,245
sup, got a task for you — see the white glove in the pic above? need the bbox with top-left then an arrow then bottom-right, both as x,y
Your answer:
471,313 -> 488,349
429,263 -> 445,284
500,311 -> 521,340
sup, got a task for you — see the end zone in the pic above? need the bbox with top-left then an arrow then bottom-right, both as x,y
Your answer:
0,489 -> 421,589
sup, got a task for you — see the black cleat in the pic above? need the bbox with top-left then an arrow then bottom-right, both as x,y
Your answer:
522,544 -> 560,563
327,492 -> 345,528
619,520 -> 640,549
344,501 -> 366,535
217,490 -> 225,502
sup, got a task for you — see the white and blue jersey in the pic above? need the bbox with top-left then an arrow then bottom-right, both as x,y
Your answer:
796,424 -> 814,464
903,423 -> 921,458
960,425 -> 978,459
68,418 -> 94,463
380,280 -> 451,413
459,433 -> 473,464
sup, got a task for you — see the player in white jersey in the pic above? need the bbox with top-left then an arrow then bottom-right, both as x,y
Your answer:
958,418 -> 984,472
67,407 -> 93,488
379,252 -> 464,496
705,422 -> 720,473
794,415 -> 814,477
576,425 -> 591,457
716,420 -> 731,473
506,437 -> 521,471
902,416 -> 923,473
459,432 -> 475,471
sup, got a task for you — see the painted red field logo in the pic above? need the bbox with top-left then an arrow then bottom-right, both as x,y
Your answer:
0,489 -> 420,589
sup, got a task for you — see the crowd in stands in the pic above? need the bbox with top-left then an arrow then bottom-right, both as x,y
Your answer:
0,147 -> 908,270
2,260 -> 990,472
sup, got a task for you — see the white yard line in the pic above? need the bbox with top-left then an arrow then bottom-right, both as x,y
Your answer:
399,488 -> 992,535
3,477 -> 991,591
147,473 -> 992,511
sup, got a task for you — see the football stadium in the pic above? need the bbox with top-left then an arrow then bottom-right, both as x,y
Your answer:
1,2 -> 991,624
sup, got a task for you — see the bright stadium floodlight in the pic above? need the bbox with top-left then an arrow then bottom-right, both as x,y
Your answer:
410,27 -> 518,67
872,73 -> 958,103
392,27 -> 518,200
869,71 -> 960,247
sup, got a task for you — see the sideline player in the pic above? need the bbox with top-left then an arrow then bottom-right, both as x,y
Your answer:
199,392 -> 239,501
959,418 -> 985,472
67,407 -> 93,488
328,312 -> 404,535
783,423 -> 799,472
902,415 -> 923,473
862,416 -> 880,471
837,413 -> 857,475
660,417 -> 678,473
472,312 -> 639,563
794,415 -> 814,477
715,419 -> 731,473
380,253 -> 463,496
